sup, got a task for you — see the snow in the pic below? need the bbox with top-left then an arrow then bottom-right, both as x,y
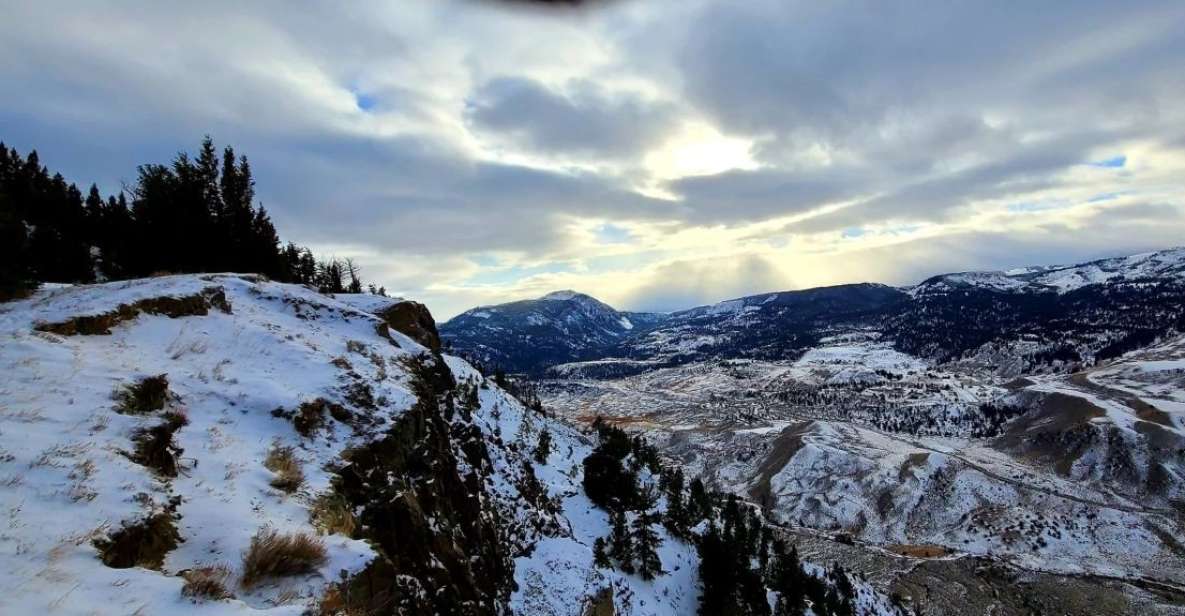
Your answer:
913,247 -> 1185,295
703,299 -> 744,315
0,274 -> 421,614
332,292 -> 403,314
541,290 -> 581,301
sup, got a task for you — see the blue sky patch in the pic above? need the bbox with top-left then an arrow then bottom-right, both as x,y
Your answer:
595,223 -> 632,244
354,92 -> 377,111
1090,155 -> 1126,168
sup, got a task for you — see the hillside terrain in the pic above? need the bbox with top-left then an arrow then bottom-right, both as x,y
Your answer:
450,248 -> 1185,614
0,274 -> 898,615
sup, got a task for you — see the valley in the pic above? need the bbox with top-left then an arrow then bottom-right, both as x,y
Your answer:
443,248 -> 1185,614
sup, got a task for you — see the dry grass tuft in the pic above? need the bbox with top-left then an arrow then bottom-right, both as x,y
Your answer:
310,492 -> 356,536
94,511 -> 180,570
240,528 -> 327,588
294,400 -> 326,436
263,445 -> 305,493
114,374 -> 171,414
125,411 -> 189,477
181,564 -> 233,601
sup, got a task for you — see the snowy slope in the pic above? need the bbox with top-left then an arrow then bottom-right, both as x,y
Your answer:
0,275 -> 402,614
0,274 -> 720,615
912,247 -> 1185,295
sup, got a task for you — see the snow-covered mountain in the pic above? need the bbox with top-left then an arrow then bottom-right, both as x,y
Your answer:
447,248 -> 1185,374
912,248 -> 1185,295
441,290 -> 666,374
0,274 -> 902,615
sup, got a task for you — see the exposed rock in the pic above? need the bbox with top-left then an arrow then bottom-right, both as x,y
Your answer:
377,301 -> 441,352
325,355 -> 513,614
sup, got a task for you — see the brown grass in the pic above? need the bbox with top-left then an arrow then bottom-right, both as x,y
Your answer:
34,288 -> 231,336
114,374 -> 171,414
294,400 -> 327,436
310,492 -> 356,536
316,583 -> 371,615
240,528 -> 327,588
94,512 -> 180,570
264,445 -> 305,493
181,564 -> 233,601
125,411 -> 189,477
888,543 -> 951,558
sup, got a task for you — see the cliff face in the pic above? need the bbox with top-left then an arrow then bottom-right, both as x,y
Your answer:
325,355 -> 513,614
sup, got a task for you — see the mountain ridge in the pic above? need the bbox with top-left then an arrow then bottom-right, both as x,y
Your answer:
443,247 -> 1185,374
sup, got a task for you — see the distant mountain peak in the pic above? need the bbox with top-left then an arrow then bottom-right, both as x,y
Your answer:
540,289 -> 584,301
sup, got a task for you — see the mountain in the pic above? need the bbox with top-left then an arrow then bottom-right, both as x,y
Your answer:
0,274 -> 900,615
448,248 -> 1185,375
533,253 -> 1185,613
440,289 -> 666,374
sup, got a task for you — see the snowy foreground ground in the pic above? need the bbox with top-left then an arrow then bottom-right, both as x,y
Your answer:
0,275 -> 900,615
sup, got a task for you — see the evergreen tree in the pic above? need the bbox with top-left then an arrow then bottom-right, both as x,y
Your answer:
0,191 -> 35,299
593,537 -> 611,569
0,138 -> 369,301
663,467 -> 689,537
608,509 -> 635,574
633,486 -> 663,580
533,428 -> 552,464
689,477 -> 712,523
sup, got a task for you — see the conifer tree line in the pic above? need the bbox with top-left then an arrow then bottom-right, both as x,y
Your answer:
581,418 -> 907,616
0,137 -> 376,300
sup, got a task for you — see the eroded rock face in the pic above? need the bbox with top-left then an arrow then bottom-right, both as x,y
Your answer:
378,301 -> 442,352
328,356 -> 512,614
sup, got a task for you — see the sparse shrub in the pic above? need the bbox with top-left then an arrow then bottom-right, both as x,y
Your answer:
94,510 -> 181,570
126,410 -> 189,477
181,564 -> 233,601
294,400 -> 327,436
263,445 -> 304,493
240,527 -> 327,588
114,374 -> 171,414
341,381 -> 374,411
310,492 -> 356,536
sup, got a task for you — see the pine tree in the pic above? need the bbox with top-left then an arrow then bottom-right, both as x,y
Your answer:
609,510 -> 635,574
663,467 -> 689,537
533,428 -> 552,464
689,477 -> 712,523
593,537 -> 611,569
632,486 -> 663,581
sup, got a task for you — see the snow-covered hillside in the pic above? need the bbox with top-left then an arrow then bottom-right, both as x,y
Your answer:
913,247 -> 1185,295
0,274 -> 907,615
0,274 -> 707,614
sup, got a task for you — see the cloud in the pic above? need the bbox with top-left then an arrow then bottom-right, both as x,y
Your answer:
622,254 -> 790,312
465,76 -> 678,159
1,0 -> 1183,319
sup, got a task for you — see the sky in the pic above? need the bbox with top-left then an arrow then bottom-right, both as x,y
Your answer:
1,1 -> 1184,319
